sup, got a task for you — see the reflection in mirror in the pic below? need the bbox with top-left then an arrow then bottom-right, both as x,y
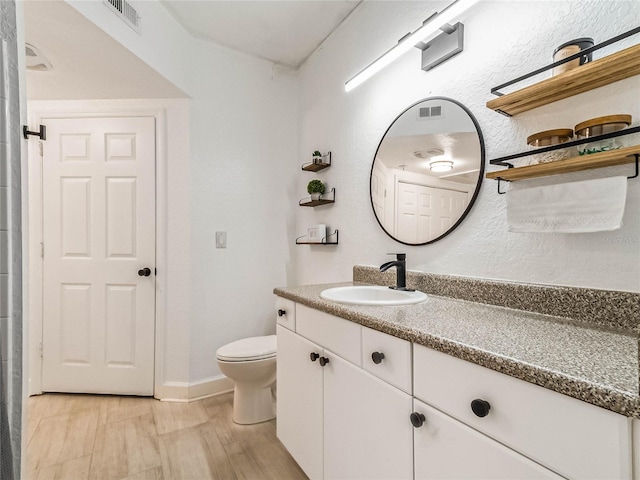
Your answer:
370,97 -> 485,245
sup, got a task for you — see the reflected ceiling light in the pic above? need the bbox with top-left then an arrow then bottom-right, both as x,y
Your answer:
430,160 -> 454,172
344,0 -> 479,92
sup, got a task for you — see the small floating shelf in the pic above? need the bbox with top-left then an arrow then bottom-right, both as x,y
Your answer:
296,229 -> 339,245
299,188 -> 336,207
486,145 -> 640,182
487,30 -> 640,116
302,152 -> 332,172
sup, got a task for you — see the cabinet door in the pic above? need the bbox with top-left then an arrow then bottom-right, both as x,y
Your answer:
324,352 -> 413,480
413,399 -> 563,480
276,325 -> 324,479
634,419 -> 640,480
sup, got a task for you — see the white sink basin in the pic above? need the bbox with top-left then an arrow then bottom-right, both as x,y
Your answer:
320,286 -> 428,306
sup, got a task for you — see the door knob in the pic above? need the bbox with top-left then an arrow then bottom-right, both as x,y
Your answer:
138,267 -> 151,277
410,412 -> 426,428
277,309 -> 286,317
319,357 -> 330,367
471,399 -> 491,417
371,351 -> 385,364
310,352 -> 320,362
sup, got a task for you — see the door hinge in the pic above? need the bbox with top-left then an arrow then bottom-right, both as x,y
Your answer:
39,141 -> 44,157
39,343 -> 43,358
40,242 -> 44,258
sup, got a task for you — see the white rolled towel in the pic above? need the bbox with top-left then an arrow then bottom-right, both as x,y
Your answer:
506,176 -> 628,233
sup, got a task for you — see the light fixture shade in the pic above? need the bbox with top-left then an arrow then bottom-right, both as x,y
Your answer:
430,160 -> 454,172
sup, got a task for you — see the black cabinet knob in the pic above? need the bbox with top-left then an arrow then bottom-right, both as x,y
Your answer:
471,399 -> 491,417
138,267 -> 151,277
310,352 -> 320,362
319,357 -> 330,367
277,309 -> 286,317
410,412 -> 426,428
371,351 -> 385,364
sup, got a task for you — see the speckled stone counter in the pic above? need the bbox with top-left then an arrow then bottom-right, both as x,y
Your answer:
273,279 -> 640,418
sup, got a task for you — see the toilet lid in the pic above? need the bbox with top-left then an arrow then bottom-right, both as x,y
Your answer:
216,335 -> 277,362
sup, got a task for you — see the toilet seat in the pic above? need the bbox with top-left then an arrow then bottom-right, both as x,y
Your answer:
216,335 -> 277,362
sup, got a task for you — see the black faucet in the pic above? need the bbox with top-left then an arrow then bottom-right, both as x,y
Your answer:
379,253 -> 413,291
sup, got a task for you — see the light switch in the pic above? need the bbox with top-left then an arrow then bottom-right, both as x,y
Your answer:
216,231 -> 227,248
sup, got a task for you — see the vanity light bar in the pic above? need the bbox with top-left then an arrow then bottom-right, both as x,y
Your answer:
344,0 -> 479,92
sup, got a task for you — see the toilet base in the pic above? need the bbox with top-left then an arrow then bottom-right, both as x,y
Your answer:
232,383 -> 275,425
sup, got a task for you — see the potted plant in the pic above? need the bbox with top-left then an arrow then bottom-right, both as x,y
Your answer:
312,150 -> 323,165
307,179 -> 325,201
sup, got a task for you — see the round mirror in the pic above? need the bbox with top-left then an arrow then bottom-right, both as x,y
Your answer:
370,97 -> 485,245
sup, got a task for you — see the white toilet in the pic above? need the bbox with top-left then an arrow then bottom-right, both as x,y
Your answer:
216,335 -> 277,425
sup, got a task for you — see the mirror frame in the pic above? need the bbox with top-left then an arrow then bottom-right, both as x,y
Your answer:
369,96 -> 485,246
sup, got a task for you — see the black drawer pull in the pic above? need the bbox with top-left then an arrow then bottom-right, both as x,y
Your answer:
410,412 -> 426,428
471,399 -> 491,417
371,351 -> 385,364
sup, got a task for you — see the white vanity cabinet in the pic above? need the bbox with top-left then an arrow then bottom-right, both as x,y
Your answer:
276,304 -> 413,480
276,298 -> 636,480
414,344 -> 633,480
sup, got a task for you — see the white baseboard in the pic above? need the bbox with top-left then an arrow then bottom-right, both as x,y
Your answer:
155,375 -> 234,402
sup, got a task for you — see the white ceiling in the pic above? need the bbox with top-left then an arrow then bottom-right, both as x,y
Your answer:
160,0 -> 362,68
24,0 -> 363,100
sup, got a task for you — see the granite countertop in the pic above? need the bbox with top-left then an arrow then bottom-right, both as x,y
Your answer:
274,282 -> 640,418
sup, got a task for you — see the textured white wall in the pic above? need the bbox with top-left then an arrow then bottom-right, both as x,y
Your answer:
186,39 -> 298,381
295,0 -> 640,293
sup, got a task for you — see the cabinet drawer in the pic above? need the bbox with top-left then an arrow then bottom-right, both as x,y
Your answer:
413,399 -> 562,480
362,326 -> 412,394
296,304 -> 361,366
275,297 -> 296,331
414,345 -> 632,480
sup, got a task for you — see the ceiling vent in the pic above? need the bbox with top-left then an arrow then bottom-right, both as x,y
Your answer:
25,44 -> 52,71
413,148 -> 444,159
418,105 -> 443,119
104,0 -> 141,34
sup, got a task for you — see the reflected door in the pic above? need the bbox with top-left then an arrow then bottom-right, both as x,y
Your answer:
396,182 -> 469,243
42,116 -> 156,395
396,183 -> 434,243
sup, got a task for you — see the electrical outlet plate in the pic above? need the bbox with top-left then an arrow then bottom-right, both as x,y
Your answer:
216,231 -> 227,248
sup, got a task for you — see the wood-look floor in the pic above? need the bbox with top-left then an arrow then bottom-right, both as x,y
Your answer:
25,392 -> 308,480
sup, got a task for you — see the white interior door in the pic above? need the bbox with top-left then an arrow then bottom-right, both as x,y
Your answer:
41,116 -> 156,395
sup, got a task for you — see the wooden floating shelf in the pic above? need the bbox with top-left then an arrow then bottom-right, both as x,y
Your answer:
296,229 -> 339,245
486,145 -> 640,182
486,43 -> 640,116
299,199 -> 335,207
299,187 -> 335,206
295,241 -> 338,245
302,162 -> 331,172
302,152 -> 332,172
